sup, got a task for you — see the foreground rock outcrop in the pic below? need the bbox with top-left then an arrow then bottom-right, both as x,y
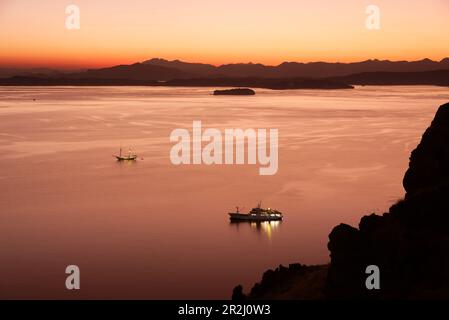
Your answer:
403,104 -> 449,197
234,102 -> 449,299
232,264 -> 328,300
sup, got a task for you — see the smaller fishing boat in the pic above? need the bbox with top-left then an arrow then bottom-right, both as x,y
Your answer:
114,147 -> 137,161
228,202 -> 283,222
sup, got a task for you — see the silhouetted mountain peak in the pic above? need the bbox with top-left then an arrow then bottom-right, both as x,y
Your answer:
145,58 -> 169,63
142,58 -> 217,76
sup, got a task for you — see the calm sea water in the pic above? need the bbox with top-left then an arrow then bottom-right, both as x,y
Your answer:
0,86 -> 448,299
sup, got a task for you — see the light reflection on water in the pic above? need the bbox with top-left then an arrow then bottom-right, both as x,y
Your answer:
229,220 -> 282,239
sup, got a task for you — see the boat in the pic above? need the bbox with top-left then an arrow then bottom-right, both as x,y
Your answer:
228,202 -> 283,221
114,147 -> 137,161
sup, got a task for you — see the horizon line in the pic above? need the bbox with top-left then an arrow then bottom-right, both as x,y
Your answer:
1,56 -> 449,71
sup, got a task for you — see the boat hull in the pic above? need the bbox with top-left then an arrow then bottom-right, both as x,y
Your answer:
228,213 -> 283,222
115,155 -> 137,161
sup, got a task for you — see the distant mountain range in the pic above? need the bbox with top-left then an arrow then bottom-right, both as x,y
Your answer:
0,67 -> 71,78
1,58 -> 449,88
142,57 -> 449,79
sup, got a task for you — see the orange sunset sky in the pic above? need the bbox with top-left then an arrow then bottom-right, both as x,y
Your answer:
0,0 -> 449,69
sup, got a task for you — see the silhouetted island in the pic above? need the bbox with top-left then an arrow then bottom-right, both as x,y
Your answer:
213,88 -> 255,95
233,101 -> 449,300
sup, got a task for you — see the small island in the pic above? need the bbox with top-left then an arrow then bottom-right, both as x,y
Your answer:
213,88 -> 255,96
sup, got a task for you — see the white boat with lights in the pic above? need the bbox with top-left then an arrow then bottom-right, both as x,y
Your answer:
228,202 -> 283,222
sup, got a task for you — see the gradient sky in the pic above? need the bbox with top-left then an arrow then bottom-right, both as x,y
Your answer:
1,0 -> 449,68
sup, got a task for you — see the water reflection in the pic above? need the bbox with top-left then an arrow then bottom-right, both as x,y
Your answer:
229,220 -> 281,239
115,159 -> 138,166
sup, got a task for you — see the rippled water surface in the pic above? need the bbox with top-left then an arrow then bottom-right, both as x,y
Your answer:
0,85 -> 448,298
